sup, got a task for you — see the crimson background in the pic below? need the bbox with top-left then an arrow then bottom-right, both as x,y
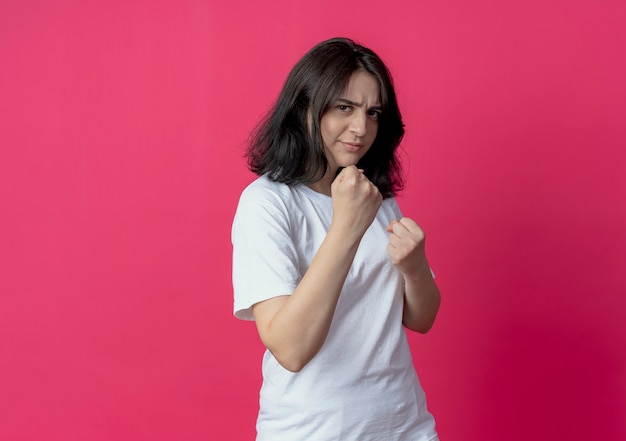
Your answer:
1,1 -> 625,440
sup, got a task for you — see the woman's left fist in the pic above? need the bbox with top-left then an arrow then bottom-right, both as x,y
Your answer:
386,217 -> 428,276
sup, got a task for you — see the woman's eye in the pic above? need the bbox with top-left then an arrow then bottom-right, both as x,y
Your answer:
338,105 -> 351,111
368,110 -> 381,119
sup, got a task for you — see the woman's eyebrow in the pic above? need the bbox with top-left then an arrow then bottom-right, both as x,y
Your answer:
336,98 -> 382,110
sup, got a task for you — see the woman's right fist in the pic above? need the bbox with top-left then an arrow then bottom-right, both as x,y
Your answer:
330,166 -> 382,238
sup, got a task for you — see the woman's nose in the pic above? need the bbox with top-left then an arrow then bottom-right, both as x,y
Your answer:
349,111 -> 367,137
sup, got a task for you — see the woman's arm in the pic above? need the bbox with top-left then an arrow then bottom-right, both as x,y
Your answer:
387,218 -> 441,333
252,166 -> 382,372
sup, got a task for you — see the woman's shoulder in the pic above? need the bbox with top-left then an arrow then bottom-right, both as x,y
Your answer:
379,195 -> 399,209
233,176 -> 304,240
237,175 -> 299,210
380,196 -> 402,218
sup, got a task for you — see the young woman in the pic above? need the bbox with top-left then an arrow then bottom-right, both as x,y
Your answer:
232,37 -> 441,441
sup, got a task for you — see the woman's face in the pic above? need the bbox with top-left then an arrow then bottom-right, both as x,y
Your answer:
320,70 -> 381,175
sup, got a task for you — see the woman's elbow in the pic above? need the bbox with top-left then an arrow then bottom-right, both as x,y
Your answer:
403,302 -> 440,333
271,349 -> 311,372
404,318 -> 436,334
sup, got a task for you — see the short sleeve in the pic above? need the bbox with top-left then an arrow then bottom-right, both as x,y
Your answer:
231,183 -> 301,320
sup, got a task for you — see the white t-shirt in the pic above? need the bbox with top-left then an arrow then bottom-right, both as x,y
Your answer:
232,175 -> 438,441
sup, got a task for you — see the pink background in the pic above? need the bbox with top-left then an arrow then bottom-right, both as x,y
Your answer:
1,1 -> 625,439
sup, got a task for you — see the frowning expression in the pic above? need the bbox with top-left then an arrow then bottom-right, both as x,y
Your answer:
320,70 -> 381,175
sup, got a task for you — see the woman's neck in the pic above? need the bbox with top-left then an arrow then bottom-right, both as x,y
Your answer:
306,170 -> 335,196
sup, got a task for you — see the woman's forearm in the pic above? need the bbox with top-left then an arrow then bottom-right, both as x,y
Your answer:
252,224 -> 361,372
402,264 -> 441,333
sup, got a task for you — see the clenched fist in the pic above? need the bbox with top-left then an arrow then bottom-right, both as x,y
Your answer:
386,218 -> 429,277
330,166 -> 382,240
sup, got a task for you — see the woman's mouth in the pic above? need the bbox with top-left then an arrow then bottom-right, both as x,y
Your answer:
341,142 -> 363,151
